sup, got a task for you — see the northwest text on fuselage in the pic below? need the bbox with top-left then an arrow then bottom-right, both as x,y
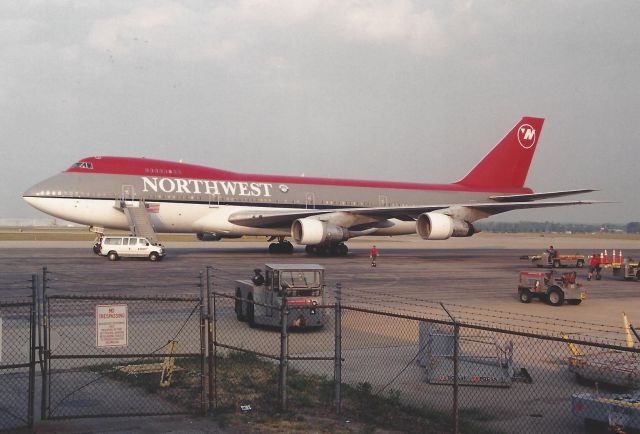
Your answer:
141,177 -> 274,197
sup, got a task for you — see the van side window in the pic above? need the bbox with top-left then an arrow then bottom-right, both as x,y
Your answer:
105,237 -> 122,245
122,238 -> 129,246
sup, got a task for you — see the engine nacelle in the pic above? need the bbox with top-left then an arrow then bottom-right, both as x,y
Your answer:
416,213 -> 475,240
197,232 -> 222,241
291,219 -> 350,245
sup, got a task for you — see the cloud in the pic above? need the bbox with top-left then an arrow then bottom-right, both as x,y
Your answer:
83,0 -> 490,63
338,0 -> 446,54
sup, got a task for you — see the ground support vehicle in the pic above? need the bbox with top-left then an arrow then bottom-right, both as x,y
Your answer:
572,390 -> 640,432
612,260 -> 640,281
517,271 -> 586,306
529,252 -> 585,268
98,235 -> 166,261
235,264 -> 327,329
568,351 -> 640,389
417,322 -> 531,387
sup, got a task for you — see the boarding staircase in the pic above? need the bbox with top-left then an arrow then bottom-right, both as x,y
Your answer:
115,198 -> 158,244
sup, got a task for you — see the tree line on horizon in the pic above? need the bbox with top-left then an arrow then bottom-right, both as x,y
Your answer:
475,221 -> 640,234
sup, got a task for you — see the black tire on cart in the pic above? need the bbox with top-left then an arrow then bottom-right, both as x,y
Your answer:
595,273 -> 602,281
576,260 -> 584,268
519,289 -> 532,303
553,260 -> 561,268
247,295 -> 255,327
108,251 -> 118,261
235,289 -> 245,321
547,287 -> 564,306
567,299 -> 582,305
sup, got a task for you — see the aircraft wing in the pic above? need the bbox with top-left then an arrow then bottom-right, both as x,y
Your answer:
227,200 -> 600,228
489,189 -> 596,202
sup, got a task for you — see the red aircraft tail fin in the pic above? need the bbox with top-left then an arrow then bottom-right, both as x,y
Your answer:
456,117 -> 544,190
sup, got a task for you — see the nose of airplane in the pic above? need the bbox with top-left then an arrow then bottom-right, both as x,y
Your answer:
22,173 -> 65,213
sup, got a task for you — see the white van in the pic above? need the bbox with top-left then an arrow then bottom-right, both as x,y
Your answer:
99,236 -> 166,261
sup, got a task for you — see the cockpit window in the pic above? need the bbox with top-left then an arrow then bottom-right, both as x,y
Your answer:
71,162 -> 94,169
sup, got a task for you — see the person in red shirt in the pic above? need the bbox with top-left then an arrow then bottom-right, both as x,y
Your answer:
370,245 -> 379,267
588,253 -> 601,281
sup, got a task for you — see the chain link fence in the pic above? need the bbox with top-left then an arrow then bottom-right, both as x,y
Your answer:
0,274 -> 37,431
43,290 -> 205,419
2,266 -> 639,432
206,270 -> 640,433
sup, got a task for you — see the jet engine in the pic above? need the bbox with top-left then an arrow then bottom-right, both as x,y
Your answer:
291,219 -> 350,245
415,213 -> 475,240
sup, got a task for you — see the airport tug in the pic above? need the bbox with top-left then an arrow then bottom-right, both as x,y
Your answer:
517,270 -> 586,306
235,264 -> 327,329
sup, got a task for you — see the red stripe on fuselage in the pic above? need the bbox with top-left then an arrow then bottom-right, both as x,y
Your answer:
65,156 -> 531,194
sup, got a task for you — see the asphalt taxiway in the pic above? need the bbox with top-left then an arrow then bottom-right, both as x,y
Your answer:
1,233 -> 639,335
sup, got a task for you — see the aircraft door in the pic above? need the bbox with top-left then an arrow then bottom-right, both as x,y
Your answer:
122,185 -> 135,206
208,194 -> 220,208
305,192 -> 315,209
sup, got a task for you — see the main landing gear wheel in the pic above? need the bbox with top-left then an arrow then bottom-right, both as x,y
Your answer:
268,240 -> 294,254
305,243 -> 348,257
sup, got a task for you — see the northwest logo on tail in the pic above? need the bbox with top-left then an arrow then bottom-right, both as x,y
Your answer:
517,124 -> 537,149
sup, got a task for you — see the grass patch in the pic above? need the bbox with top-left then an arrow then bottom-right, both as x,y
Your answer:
92,352 -> 499,433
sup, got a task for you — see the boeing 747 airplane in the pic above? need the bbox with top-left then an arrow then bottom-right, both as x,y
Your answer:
23,117 -> 596,256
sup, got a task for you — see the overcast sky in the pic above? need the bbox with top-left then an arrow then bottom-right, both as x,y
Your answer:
2,1 -> 639,224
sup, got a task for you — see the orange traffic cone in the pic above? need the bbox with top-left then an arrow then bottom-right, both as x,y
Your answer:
604,249 -> 609,264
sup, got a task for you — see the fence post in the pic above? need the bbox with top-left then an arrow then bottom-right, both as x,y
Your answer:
41,266 -> 49,420
440,303 -> 459,434
206,266 -> 215,413
28,274 -> 37,428
279,288 -> 289,411
199,271 -> 207,415
334,282 -> 342,415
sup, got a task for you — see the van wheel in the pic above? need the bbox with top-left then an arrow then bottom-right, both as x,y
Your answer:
108,252 -> 119,261
149,252 -> 159,262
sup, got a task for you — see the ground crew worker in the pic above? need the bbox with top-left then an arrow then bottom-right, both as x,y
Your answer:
370,245 -> 379,267
546,245 -> 557,264
588,254 -> 601,281
251,268 -> 265,285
